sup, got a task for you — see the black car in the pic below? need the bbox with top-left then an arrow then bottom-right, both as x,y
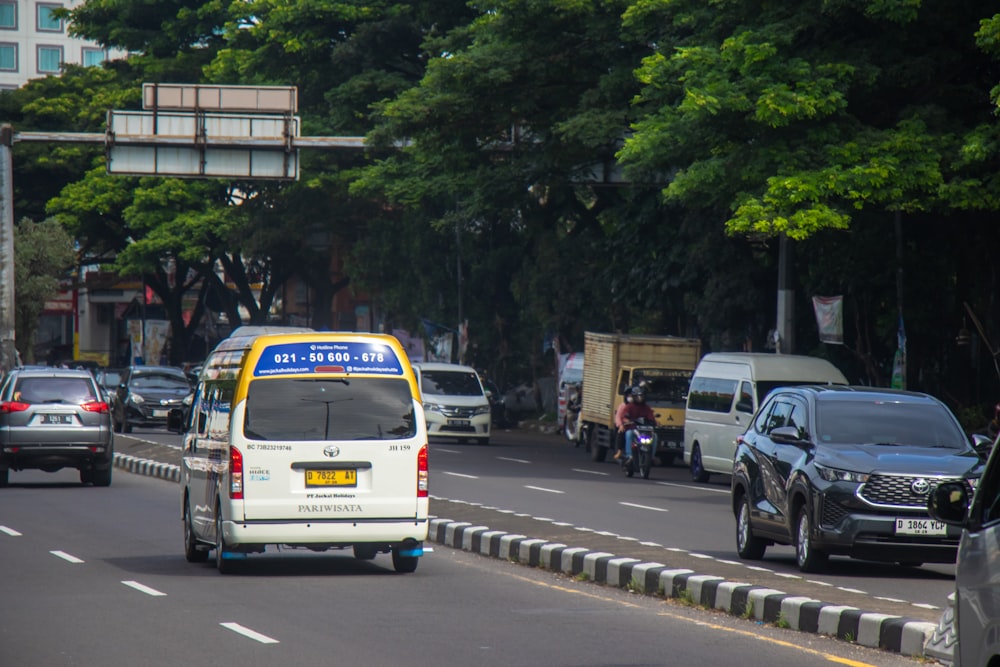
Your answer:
113,366 -> 193,433
732,385 -> 982,573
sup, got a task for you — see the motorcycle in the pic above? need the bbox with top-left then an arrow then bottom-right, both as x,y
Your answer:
622,417 -> 655,480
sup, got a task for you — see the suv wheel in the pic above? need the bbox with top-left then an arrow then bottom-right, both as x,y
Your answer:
795,505 -> 828,573
735,493 -> 767,559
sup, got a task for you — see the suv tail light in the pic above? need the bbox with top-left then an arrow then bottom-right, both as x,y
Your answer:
417,444 -> 428,498
0,401 -> 29,413
81,401 -> 109,413
230,446 -> 244,499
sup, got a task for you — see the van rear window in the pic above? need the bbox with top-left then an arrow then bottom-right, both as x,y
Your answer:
244,377 -> 415,441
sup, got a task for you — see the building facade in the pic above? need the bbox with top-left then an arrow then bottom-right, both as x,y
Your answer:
0,0 -> 125,90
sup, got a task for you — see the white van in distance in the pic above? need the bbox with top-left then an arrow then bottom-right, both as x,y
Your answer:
178,327 -> 429,574
413,362 -> 491,445
684,352 -> 848,482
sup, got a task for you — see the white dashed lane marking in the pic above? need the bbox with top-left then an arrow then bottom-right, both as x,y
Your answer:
221,622 -> 280,644
524,485 -> 564,494
655,481 -> 730,494
122,580 -> 167,597
443,471 -> 479,479
572,468 -> 609,476
50,550 -> 84,564
497,456 -> 530,464
619,501 -> 669,513
0,525 -> 22,536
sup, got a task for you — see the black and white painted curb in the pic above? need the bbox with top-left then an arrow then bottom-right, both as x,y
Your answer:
114,453 -> 180,483
428,517 -> 937,658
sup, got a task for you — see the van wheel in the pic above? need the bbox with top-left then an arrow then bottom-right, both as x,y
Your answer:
215,504 -> 238,574
89,466 -> 112,487
796,505 -> 828,573
0,469 -> 7,487
392,548 -> 419,573
185,500 -> 209,563
690,445 -> 710,483
354,544 -> 378,560
589,427 -> 608,462
735,493 -> 767,560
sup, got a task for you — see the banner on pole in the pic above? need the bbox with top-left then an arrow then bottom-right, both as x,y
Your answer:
811,295 -> 844,344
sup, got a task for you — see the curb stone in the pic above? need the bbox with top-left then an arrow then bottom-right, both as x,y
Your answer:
110,450 -> 949,660
428,516 -> 940,658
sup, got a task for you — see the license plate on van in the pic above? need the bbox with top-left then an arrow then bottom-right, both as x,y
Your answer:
448,419 -> 470,426
305,469 -> 357,487
895,518 -> 947,536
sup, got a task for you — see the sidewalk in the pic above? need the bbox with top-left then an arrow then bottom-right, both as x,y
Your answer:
111,432 -> 951,662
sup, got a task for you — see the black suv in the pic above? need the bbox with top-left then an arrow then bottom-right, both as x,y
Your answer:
113,366 -> 192,432
732,385 -> 982,572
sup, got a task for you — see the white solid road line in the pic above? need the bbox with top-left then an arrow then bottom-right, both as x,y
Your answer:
619,501 -> 669,513
122,580 -> 167,597
0,525 -> 22,536
220,622 -> 280,644
524,485 -> 565,494
50,550 -> 84,564
443,471 -> 479,479
496,456 -> 531,464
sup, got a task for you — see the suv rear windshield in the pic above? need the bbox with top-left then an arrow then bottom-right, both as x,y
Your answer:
816,400 -> 967,449
420,370 -> 483,397
13,377 -> 98,404
244,377 -> 416,441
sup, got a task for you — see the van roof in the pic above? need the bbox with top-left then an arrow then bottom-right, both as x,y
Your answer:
413,362 -> 478,373
698,352 -> 848,383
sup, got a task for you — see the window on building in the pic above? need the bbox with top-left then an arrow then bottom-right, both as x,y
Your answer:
0,2 -> 16,30
37,45 -> 62,73
0,43 -> 15,71
37,3 -> 62,32
82,48 -> 105,67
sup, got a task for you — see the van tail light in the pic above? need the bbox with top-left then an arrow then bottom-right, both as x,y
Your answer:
229,446 -> 244,499
0,401 -> 29,413
81,401 -> 109,413
417,444 -> 428,498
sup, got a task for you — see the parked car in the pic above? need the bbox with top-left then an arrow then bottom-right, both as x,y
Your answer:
480,377 -> 511,428
928,430 -> 1000,667
113,365 -> 193,433
732,385 -> 982,573
413,362 -> 491,444
0,367 -> 113,486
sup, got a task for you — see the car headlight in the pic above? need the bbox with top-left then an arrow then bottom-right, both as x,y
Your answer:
815,464 -> 870,484
423,402 -> 444,413
473,405 -> 492,415
130,393 -> 145,405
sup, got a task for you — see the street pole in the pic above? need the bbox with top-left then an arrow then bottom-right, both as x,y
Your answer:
776,233 -> 795,354
0,125 -> 17,370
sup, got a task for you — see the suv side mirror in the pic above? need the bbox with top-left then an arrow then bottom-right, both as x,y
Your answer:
769,425 -> 805,445
972,433 -> 995,459
928,481 -> 970,526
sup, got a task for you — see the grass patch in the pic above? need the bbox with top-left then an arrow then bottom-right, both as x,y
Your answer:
575,571 -> 590,582
674,588 -> 697,607
626,575 -> 643,593
774,612 -> 790,629
741,601 -> 755,620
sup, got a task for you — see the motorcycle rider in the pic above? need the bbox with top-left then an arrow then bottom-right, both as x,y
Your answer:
613,385 -> 633,460
622,384 -> 657,465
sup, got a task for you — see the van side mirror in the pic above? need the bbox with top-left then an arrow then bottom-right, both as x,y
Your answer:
928,481 -> 970,526
735,399 -> 754,414
166,408 -> 185,433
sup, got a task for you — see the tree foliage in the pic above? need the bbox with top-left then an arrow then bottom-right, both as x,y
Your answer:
14,219 -> 75,363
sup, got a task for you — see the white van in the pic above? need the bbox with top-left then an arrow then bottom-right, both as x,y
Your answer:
683,352 -> 848,482
178,327 -> 429,574
557,352 -> 584,442
412,362 -> 491,445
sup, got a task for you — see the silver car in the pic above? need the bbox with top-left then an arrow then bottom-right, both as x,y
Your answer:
0,368 -> 114,486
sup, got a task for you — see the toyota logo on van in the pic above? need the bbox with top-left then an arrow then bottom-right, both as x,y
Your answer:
323,446 -> 341,458
910,478 -> 931,495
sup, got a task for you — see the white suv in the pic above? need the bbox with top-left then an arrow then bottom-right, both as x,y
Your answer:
413,362 -> 491,445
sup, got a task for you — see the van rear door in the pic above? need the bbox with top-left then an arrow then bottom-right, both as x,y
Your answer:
236,375 -> 421,521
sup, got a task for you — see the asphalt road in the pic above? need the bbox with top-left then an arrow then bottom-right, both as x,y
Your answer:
103,424 -> 956,624
0,465 -> 925,667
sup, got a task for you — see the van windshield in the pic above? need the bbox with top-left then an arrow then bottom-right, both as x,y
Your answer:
244,377 -> 415,441
420,370 -> 483,397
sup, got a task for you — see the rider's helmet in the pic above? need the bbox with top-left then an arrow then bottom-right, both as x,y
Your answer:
632,385 -> 646,402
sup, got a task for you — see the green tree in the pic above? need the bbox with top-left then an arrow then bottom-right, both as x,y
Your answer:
14,218 -> 75,363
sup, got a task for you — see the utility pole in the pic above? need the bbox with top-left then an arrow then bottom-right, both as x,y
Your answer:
0,125 -> 17,371
776,234 -> 795,354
